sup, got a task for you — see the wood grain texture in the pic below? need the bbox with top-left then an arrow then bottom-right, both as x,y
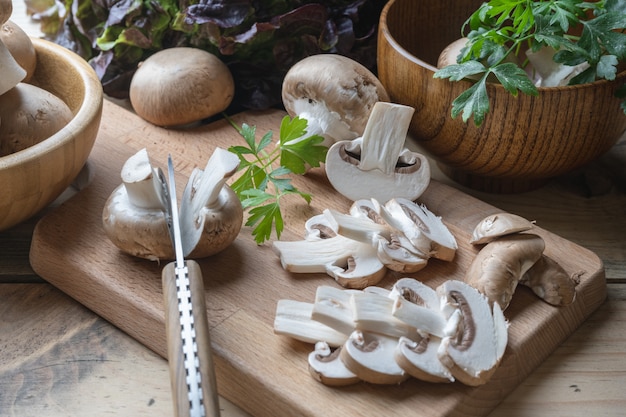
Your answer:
163,260 -> 221,417
28,100 -> 607,417
377,0 -> 626,192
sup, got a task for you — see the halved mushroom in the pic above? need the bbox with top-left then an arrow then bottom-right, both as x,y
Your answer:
103,147 -> 243,261
340,330 -> 409,385
470,212 -> 535,245
381,198 -> 458,262
325,102 -> 431,203
281,54 -> 389,146
308,342 -> 360,386
273,299 -> 348,347
436,280 -> 508,386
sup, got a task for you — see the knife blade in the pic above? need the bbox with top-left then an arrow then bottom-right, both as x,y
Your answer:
160,155 -> 221,417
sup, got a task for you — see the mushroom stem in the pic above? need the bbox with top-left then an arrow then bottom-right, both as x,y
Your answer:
188,147 -> 240,212
121,148 -> 166,210
357,102 -> 415,175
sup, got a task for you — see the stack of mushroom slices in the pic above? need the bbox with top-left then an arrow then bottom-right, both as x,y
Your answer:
274,277 -> 508,387
272,197 -> 458,289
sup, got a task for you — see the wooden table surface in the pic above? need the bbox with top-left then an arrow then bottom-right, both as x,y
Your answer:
2,2 -> 626,416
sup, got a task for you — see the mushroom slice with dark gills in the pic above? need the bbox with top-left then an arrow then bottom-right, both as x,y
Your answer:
308,341 -> 360,386
340,330 -> 409,385
325,102 -> 431,203
436,280 -> 509,386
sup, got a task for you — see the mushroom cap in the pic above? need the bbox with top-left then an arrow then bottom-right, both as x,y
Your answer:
1,20 -> 37,82
102,184 -> 174,261
0,0 -> 12,25
281,54 -> 389,139
129,47 -> 234,127
0,83 -> 73,156
470,212 -> 534,245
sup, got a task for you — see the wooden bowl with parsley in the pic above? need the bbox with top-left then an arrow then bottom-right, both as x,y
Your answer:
377,0 -> 626,193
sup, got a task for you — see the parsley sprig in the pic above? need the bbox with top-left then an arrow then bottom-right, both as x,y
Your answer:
227,116 -> 327,244
434,0 -> 626,125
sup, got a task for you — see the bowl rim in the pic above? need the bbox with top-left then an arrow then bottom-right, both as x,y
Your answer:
379,0 -> 626,93
0,38 -> 103,169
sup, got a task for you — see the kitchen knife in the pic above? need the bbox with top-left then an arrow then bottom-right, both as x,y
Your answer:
160,155 -> 221,417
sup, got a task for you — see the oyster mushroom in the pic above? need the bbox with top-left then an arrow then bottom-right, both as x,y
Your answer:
308,342 -> 360,386
436,280 -> 508,386
325,102 -> 431,203
281,54 -> 389,146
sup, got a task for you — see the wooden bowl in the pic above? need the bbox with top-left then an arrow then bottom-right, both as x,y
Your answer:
0,38 -> 103,231
377,0 -> 626,192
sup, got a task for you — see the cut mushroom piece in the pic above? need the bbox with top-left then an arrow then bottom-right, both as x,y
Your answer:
323,208 -> 392,247
389,278 -> 449,338
382,198 -> 458,261
310,285 -> 359,335
325,102 -> 431,203
304,213 -> 339,241
281,54 -> 389,146
465,233 -> 545,310
272,234 -> 387,289
273,299 -> 348,347
519,254 -> 580,306
470,212 -> 535,245
394,335 -> 455,383
376,233 -> 429,273
179,148 -> 243,258
436,280 -> 508,386
340,330 -> 409,385
308,342 -> 360,386
350,291 -> 416,339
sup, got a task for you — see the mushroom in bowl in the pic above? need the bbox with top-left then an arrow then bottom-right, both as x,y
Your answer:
0,37 -> 103,231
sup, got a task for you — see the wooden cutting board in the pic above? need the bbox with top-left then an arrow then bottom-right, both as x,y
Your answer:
30,100 -> 606,417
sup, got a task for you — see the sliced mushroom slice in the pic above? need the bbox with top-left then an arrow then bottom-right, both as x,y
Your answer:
470,212 -> 535,245
465,233 -> 545,310
389,278 -> 448,338
180,147 -> 243,258
376,233 -> 429,273
436,280 -> 507,386
382,198 -> 458,261
310,286 -> 359,335
304,213 -> 338,241
325,102 -> 431,203
272,233 -> 386,289
323,208 -> 392,246
308,342 -> 360,386
273,299 -> 348,347
394,335 -> 455,383
350,291 -> 417,339
340,330 -> 409,385
519,254 -> 580,306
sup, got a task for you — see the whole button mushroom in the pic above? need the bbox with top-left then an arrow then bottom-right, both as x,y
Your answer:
0,0 -> 26,96
129,47 -> 235,127
281,54 -> 390,146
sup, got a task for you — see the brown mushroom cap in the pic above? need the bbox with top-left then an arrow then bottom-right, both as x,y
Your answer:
281,54 -> 390,138
129,47 -> 235,127
1,20 -> 37,82
0,83 -> 73,156
0,0 -> 12,25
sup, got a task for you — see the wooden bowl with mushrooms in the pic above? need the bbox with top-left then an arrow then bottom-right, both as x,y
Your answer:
0,37 -> 103,231
377,0 -> 626,193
